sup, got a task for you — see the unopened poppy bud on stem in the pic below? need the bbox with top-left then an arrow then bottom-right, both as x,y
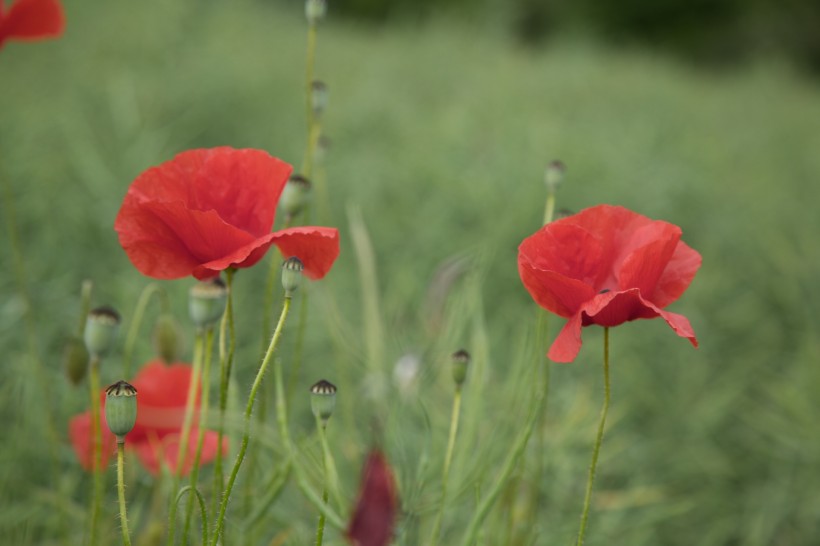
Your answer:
451,349 -> 470,388
84,306 -> 121,359
544,160 -> 566,193
153,313 -> 183,363
189,277 -> 228,330
281,257 -> 304,296
305,0 -> 327,24
310,379 -> 337,427
280,174 -> 312,220
105,381 -> 138,443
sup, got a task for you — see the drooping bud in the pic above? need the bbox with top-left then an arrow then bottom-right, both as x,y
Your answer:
310,379 -> 337,427
305,0 -> 327,24
104,380 -> 138,442
347,450 -> 398,546
281,257 -> 304,296
63,336 -> 90,386
311,80 -> 329,117
189,277 -> 228,331
544,160 -> 566,193
84,306 -> 121,359
279,174 -> 312,220
451,349 -> 470,388
153,313 -> 183,363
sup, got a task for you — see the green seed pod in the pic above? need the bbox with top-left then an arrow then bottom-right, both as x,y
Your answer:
84,306 -> 121,359
105,380 -> 138,441
305,0 -> 326,24
311,80 -> 329,117
153,313 -> 183,363
544,160 -> 566,193
451,349 -> 470,388
279,175 -> 312,220
310,379 -> 337,426
63,336 -> 90,386
189,278 -> 228,331
281,257 -> 304,296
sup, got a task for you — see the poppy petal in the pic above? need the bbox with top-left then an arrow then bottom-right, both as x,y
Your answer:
518,264 -> 595,318
194,231 -> 280,279
1,0 -> 64,42
271,226 -> 340,280
616,222 -> 681,297
547,312 -> 585,363
69,412 -> 117,471
134,429 -> 228,476
347,450 -> 398,546
650,241 -> 702,308
518,221 -> 606,287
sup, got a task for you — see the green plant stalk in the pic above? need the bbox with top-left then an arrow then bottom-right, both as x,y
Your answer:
317,418 -> 344,511
543,190 -> 556,226
273,354 -> 345,531
122,283 -> 167,378
458,366 -> 547,546
576,327 -> 611,546
242,459 -> 292,530
88,356 -> 103,546
212,269 -> 235,520
171,486 -> 209,546
77,280 -> 94,336
167,331 -> 204,546
302,21 -> 318,179
286,289 -> 310,403
182,329 -> 215,545
116,442 -> 133,546
211,295 -> 293,546
429,386 -> 464,546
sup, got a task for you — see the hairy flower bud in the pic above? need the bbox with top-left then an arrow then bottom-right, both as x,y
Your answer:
305,0 -> 327,24
451,349 -> 470,387
544,160 -> 566,193
281,257 -> 304,296
310,379 -> 337,426
63,336 -> 90,386
189,278 -> 228,330
280,174 -> 312,220
105,380 -> 138,441
153,313 -> 183,363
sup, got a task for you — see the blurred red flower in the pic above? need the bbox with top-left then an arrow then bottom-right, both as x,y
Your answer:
347,450 -> 398,546
0,0 -> 64,49
518,204 -> 701,363
69,360 -> 227,476
114,147 -> 340,280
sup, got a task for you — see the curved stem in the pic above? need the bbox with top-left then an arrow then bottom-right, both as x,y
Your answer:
167,332 -> 204,546
170,486 -> 209,546
429,386 -> 463,546
122,283 -> 164,378
182,329 -> 214,544
88,355 -> 103,546
116,442 -> 133,546
576,327 -> 611,546
211,296 -> 293,546
212,269 -> 235,520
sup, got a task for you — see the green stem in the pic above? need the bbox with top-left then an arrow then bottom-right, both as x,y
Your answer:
88,356 -> 103,546
167,331 -> 204,546
211,296 -> 293,546
116,442 -> 133,546
212,269 -> 235,521
318,418 -> 344,511
182,329 -> 214,544
429,386 -> 463,546
122,283 -> 166,378
76,281 -> 94,336
543,191 -> 556,226
302,22 -> 317,178
576,327 -> 611,546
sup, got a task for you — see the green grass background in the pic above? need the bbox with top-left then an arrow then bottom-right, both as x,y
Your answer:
1,0 -> 819,544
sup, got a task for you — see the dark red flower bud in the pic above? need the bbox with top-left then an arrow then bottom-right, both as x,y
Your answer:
347,450 -> 398,546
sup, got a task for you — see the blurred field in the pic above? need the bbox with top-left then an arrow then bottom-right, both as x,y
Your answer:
1,0 -> 819,545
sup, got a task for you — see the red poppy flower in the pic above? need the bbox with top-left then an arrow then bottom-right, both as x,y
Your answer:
114,147 -> 340,281
69,360 -> 227,476
0,0 -> 64,49
518,204 -> 701,363
347,450 -> 398,546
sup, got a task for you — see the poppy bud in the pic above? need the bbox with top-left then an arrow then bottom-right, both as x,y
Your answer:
153,313 -> 183,363
556,208 -> 574,220
280,174 -> 312,220
305,0 -> 326,24
105,380 -> 138,442
189,278 -> 228,330
451,349 -> 470,387
544,160 -> 566,192
311,80 -> 329,117
63,336 -> 90,386
281,257 -> 304,296
310,379 -> 337,427
84,306 -> 121,359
